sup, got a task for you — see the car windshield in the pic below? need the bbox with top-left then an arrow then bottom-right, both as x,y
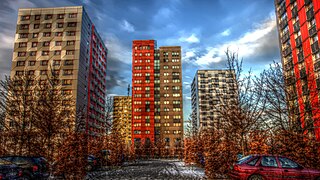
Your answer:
279,157 -> 300,168
0,159 -> 14,165
237,155 -> 252,164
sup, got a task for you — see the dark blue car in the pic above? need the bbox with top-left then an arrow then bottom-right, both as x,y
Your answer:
0,156 -> 49,179
0,159 -> 23,180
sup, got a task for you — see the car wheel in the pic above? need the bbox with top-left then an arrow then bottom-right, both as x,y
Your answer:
248,174 -> 264,180
86,164 -> 93,172
19,175 -> 31,180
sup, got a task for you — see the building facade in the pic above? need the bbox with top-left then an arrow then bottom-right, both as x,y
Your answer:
132,40 -> 183,149
275,0 -> 320,140
191,70 -> 236,131
113,96 -> 132,145
11,6 -> 107,136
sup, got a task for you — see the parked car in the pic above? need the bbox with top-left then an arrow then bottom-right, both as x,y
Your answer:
0,159 -> 24,180
0,156 -> 49,179
86,155 -> 100,171
229,154 -> 320,180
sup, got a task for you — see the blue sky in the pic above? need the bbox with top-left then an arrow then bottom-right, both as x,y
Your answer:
0,0 -> 280,121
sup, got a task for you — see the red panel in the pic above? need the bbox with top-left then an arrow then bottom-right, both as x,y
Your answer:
132,40 -> 156,145
314,0 -> 320,13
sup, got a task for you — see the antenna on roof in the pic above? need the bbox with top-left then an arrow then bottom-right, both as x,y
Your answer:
127,84 -> 130,96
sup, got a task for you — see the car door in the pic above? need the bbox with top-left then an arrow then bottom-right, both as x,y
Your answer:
278,157 -> 311,180
257,156 -> 282,180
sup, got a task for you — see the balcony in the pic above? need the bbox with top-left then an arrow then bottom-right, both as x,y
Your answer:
314,61 -> 320,72
281,32 -> 290,43
309,26 -> 317,36
311,42 -> 319,54
285,77 -> 296,85
293,22 -> 300,32
297,52 -> 304,63
283,47 -> 292,57
305,0 -> 312,5
278,5 -> 286,16
280,19 -> 288,29
306,8 -> 314,20
291,7 -> 298,17
277,0 -> 284,5
295,37 -> 302,47
284,61 -> 294,71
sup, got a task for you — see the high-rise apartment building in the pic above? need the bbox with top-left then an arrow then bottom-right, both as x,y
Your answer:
191,70 -> 236,131
113,96 -> 132,145
132,40 -> 183,149
11,6 -> 107,136
275,0 -> 320,140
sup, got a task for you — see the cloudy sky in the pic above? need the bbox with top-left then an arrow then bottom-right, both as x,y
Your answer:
0,0 -> 281,121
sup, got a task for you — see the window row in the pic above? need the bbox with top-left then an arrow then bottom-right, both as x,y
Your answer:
20,13 -> 77,21
17,50 -> 75,57
19,31 -> 76,39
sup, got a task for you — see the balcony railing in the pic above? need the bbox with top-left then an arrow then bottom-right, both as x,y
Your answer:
295,37 -> 302,47
278,5 -> 286,16
293,22 -> 300,32
283,47 -> 292,57
280,19 -> 288,29
297,52 -> 304,62
306,8 -> 314,20
291,6 -> 298,17
309,25 -> 317,36
281,32 -> 290,43
311,42 -> 319,54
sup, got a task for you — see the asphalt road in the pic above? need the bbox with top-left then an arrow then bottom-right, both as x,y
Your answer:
87,159 -> 206,180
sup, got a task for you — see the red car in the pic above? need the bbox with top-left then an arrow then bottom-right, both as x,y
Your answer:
229,155 -> 320,180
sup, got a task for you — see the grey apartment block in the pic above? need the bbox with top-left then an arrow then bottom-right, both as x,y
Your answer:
191,69 -> 236,131
11,6 -> 108,136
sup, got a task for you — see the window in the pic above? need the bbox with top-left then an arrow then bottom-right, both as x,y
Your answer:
21,15 -> 30,21
43,41 -> 50,47
66,31 -> 76,36
16,61 -> 25,66
33,24 -> 40,29
67,22 -> 77,27
62,79 -> 72,85
55,41 -> 62,46
57,23 -> 63,28
28,51 -> 36,57
19,33 -> 28,38
17,52 -> 26,57
57,14 -> 64,19
54,51 -> 61,55
20,24 -> 29,30
63,69 -> 73,75
27,70 -> 35,75
43,32 -> 51,37
28,61 -> 35,66
247,157 -> 259,166
35,15 -> 41,20
45,23 -> 52,29
64,60 -> 73,65
40,60 -> 48,66
15,71 -> 24,76
45,14 -> 52,20
32,33 -> 38,38
69,13 -> 77,18
42,51 -> 49,56
278,157 -> 299,168
66,50 -> 75,55
53,60 -> 61,66
31,42 -> 38,47
40,70 -> 47,75
261,156 -> 278,167
18,42 -> 27,48
67,41 -> 75,45
55,32 -> 63,37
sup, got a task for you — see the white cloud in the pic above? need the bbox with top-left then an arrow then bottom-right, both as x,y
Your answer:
192,14 -> 276,67
179,34 -> 200,43
103,33 -> 131,64
186,96 -> 191,100
120,20 -> 135,32
221,28 -> 231,36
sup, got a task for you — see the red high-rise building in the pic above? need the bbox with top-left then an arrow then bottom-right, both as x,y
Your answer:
132,40 -> 156,145
275,0 -> 320,140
